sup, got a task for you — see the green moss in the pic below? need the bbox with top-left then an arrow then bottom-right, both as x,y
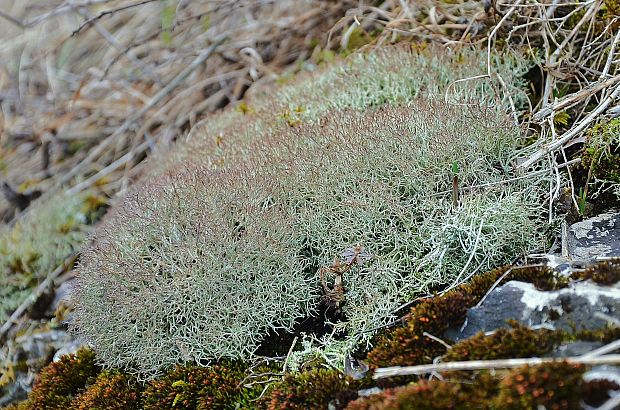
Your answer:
341,27 -> 374,53
142,361 -> 270,409
24,348 -> 101,410
71,371 -> 142,410
581,119 -> 620,193
566,1 -> 620,33
1,402 -> 29,410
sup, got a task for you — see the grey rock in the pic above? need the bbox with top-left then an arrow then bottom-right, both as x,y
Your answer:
0,373 -> 33,406
446,280 -> 620,342
16,329 -> 72,361
584,365 -> 620,386
45,279 -> 75,318
1,328 -> 82,406
53,339 -> 85,362
568,211 -> 620,261
358,387 -> 383,397
445,283 -> 527,342
549,341 -> 604,357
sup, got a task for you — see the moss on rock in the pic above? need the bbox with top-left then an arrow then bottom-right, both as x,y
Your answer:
347,362 -> 589,409
443,321 -> 564,362
494,362 -> 584,409
571,258 -> 620,285
142,361 -> 270,409
367,264 -> 566,368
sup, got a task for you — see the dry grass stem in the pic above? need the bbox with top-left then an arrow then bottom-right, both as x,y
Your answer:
374,354 -> 620,379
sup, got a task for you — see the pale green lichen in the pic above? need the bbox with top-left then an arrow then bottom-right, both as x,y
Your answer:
0,193 -> 99,322
157,45 -> 533,174
73,94 -> 548,378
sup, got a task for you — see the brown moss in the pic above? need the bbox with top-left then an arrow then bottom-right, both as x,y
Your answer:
71,370 -> 142,410
262,368 -> 361,410
367,264 -> 565,369
576,326 -> 620,344
346,372 -> 501,410
494,361 -> 584,409
443,320 -> 565,362
347,362 -> 588,410
571,258 -> 620,285
367,266 -> 507,369
510,265 -> 568,291
24,348 -> 101,410
142,362 -> 251,410
346,380 -> 469,410
582,379 -> 620,407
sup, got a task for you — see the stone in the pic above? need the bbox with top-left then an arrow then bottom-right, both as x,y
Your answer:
568,211 -> 620,261
549,341 -> 604,357
446,280 -> 620,342
0,328 -> 83,406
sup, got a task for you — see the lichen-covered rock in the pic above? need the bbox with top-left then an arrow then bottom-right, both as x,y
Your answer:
568,212 -> 620,261
449,279 -> 620,340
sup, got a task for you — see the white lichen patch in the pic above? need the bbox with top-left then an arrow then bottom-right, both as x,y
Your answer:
507,280 -> 620,315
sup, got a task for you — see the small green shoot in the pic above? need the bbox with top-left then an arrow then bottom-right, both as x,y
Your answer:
577,187 -> 587,216
161,3 -> 175,45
